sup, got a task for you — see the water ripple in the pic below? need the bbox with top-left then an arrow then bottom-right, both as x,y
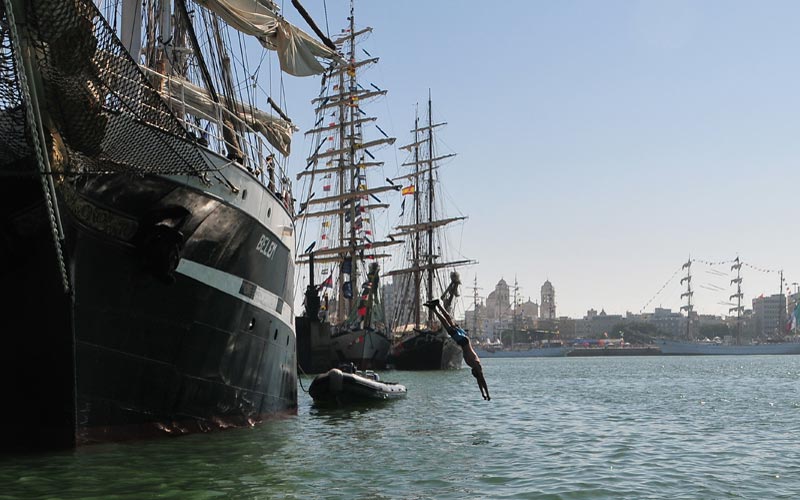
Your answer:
3,356 -> 800,499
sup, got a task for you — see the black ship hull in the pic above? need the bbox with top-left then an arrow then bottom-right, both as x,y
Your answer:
330,328 -> 391,370
1,169 -> 298,451
388,329 -> 462,371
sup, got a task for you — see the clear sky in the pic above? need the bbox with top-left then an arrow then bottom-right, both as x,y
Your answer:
281,0 -> 800,318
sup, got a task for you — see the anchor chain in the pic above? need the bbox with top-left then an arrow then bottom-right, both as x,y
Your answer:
4,0 -> 70,293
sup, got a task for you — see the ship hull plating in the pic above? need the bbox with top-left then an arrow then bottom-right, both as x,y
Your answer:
0,171 -> 297,451
388,330 -> 462,370
330,329 -> 391,370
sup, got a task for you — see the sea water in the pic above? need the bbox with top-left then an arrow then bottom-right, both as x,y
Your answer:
2,356 -> 800,499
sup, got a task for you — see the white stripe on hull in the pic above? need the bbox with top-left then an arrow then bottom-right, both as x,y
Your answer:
176,259 -> 295,331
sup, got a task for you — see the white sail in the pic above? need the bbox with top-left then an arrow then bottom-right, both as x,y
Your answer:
120,0 -> 142,58
196,0 -> 340,76
150,71 -> 296,155
401,153 -> 456,167
297,203 -> 389,219
390,216 -> 468,237
307,137 -> 396,162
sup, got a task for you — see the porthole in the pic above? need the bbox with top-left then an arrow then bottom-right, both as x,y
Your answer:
248,318 -> 256,330
274,328 -> 278,340
267,207 -> 272,218
242,189 -> 248,200
286,334 -> 290,346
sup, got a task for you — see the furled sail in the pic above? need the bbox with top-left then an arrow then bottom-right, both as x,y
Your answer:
196,0 -> 340,76
154,73 -> 296,155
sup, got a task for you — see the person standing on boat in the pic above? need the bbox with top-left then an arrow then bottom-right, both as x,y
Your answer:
424,300 -> 490,401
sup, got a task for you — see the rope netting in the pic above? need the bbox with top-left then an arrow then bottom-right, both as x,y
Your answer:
1,0 -> 207,177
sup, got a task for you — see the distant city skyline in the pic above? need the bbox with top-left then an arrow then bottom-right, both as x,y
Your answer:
462,266 -> 793,320
287,1 -> 800,319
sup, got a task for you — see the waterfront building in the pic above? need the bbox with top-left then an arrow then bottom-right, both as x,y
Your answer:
648,307 -> 685,338
540,280 -> 556,319
520,297 -> 539,320
752,294 -> 787,338
485,278 -> 511,321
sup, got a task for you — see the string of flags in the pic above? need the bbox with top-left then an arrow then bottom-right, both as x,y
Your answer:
639,265 -> 683,313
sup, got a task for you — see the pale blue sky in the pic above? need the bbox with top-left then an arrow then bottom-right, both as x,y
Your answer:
283,0 -> 800,318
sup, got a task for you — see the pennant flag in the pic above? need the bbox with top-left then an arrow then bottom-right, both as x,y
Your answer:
342,259 -> 352,275
342,281 -> 353,299
358,307 -> 367,317
400,199 -> 406,217
321,234 -> 327,240
365,230 -> 372,235
402,185 -> 416,195
323,184 -> 331,192
322,220 -> 331,228
318,275 -> 333,290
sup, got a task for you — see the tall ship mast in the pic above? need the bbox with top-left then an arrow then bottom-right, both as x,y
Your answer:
0,0 -> 337,450
680,258 -> 694,339
295,1 -> 399,370
386,93 -> 476,370
658,255 -> 800,355
729,256 -> 744,343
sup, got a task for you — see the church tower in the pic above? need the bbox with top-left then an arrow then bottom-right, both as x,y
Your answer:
540,280 -> 556,319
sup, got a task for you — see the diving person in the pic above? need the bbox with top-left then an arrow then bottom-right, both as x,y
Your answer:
424,299 -> 490,401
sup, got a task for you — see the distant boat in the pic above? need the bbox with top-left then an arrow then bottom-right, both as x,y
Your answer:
385,94 -> 476,371
656,339 -> 800,355
666,257 -> 800,355
474,342 -> 571,358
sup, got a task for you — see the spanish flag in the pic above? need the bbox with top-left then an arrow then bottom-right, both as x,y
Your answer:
401,185 -> 416,196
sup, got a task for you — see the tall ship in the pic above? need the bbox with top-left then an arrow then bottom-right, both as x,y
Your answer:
657,258 -> 800,355
0,0 -> 339,450
295,2 -> 399,371
385,95 -> 475,371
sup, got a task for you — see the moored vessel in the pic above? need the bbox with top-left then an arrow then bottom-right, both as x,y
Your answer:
308,364 -> 407,405
295,2 -> 399,371
0,0 -> 338,450
385,94 -> 475,371
474,343 -> 571,358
